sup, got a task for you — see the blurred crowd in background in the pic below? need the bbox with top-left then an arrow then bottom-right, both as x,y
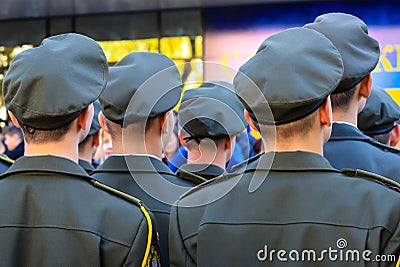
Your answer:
87,111 -> 262,171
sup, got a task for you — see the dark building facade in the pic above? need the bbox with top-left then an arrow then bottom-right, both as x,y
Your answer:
0,0 -> 398,108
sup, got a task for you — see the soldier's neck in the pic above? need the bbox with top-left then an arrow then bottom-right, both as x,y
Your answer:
112,135 -> 163,159
78,149 -> 92,163
78,137 -> 93,162
25,139 -> 79,163
264,133 -> 323,155
187,149 -> 226,170
332,105 -> 359,126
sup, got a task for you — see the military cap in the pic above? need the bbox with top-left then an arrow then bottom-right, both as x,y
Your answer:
178,81 -> 247,139
88,100 -> 102,137
358,87 -> 400,135
304,12 -> 380,94
3,33 -> 108,130
99,52 -> 182,126
233,27 -> 344,125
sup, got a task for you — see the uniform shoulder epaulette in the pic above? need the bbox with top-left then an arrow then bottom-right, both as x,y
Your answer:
342,168 -> 400,193
176,168 -> 207,186
366,137 -> 400,155
231,152 -> 264,171
90,179 -> 161,267
90,179 -> 142,206
179,172 -> 239,199
0,154 -> 14,165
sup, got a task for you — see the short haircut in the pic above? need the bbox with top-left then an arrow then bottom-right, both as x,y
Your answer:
145,116 -> 157,132
261,110 -> 319,140
368,132 -> 391,146
104,118 -> 119,138
106,114 -> 160,139
19,121 -> 73,144
330,86 -> 357,111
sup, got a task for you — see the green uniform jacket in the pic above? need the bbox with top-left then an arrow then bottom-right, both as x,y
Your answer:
170,151 -> 400,267
176,163 -> 225,186
92,155 -> 193,267
0,155 -> 154,266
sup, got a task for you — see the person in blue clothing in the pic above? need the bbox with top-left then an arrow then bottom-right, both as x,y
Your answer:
3,125 -> 24,160
167,144 -> 187,172
305,13 -> 400,183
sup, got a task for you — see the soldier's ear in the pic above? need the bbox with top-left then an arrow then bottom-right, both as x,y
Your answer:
160,112 -> 169,132
92,130 -> 101,147
389,124 -> 400,147
160,111 -> 175,136
244,110 -> 259,133
358,73 -> 372,99
179,131 -> 187,147
319,97 -> 332,127
7,111 -> 21,129
224,136 -> 233,150
77,104 -> 93,131
98,111 -> 110,134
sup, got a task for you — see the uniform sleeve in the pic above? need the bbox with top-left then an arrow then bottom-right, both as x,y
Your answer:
380,221 -> 400,267
169,204 -> 197,267
122,217 -> 150,267
123,215 -> 161,267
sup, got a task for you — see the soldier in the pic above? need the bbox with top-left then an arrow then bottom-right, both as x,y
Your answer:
358,86 -> 400,147
169,27 -> 400,266
92,52 -> 193,267
303,13 -> 400,183
0,33 -> 159,266
78,100 -> 102,174
176,81 -> 247,184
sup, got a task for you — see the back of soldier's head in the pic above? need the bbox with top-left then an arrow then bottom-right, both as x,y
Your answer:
3,33 -> 108,145
178,81 -> 247,152
358,87 -> 400,145
304,13 -> 380,111
79,100 -> 102,153
234,27 -> 344,143
99,52 -> 182,137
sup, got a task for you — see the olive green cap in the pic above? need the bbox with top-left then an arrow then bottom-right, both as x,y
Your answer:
88,100 -> 102,137
3,33 -> 108,130
304,13 -> 380,94
178,81 -> 247,139
99,52 -> 182,126
233,27 -> 344,125
358,87 -> 400,135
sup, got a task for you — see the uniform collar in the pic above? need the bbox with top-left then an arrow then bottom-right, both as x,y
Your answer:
132,153 -> 162,161
178,163 -> 224,179
1,155 -> 90,179
246,151 -> 338,172
78,159 -> 95,173
330,122 -> 370,141
94,154 -> 174,174
334,121 -> 357,128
